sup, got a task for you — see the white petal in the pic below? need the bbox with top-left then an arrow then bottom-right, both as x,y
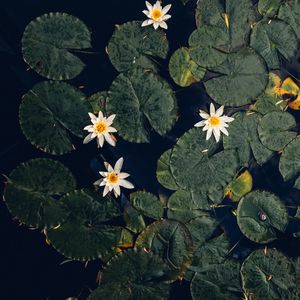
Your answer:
221,116 -> 235,123
145,1 -> 153,11
114,185 -> 121,197
83,133 -> 94,144
93,178 -> 103,186
114,157 -> 124,173
91,132 -> 97,139
206,127 -> 213,140
142,10 -> 150,17
103,185 -> 110,197
202,123 -> 209,131
142,19 -> 153,27
99,171 -> 107,177
199,110 -> 210,119
159,21 -> 168,29
154,0 -> 162,10
119,172 -> 130,179
106,114 -> 116,125
161,14 -> 171,21
98,111 -> 104,120
104,162 -> 113,172
213,127 -> 221,142
97,135 -> 104,148
83,125 -> 93,131
88,112 -> 97,121
215,105 -> 224,117
220,126 -> 229,136
99,180 -> 106,186
107,126 -> 117,133
153,22 -> 160,30
194,120 -> 205,127
119,179 -> 134,189
162,4 -> 171,14
104,133 -> 116,146
210,103 -> 216,115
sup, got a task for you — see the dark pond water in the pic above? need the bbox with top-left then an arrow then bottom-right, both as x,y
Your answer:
1,0 -> 300,299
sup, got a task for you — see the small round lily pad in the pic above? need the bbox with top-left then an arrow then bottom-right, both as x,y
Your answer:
237,190 -> 288,243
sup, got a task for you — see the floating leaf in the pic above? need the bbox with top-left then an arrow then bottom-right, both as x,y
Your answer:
88,91 -> 107,115
107,21 -> 169,72
258,111 -> 296,151
170,128 -> 239,203
124,206 -> 146,234
224,169 -> 253,202
46,189 -> 123,261
279,137 -> 300,181
130,191 -> 163,220
241,249 -> 297,299
22,13 -> 91,80
106,67 -> 177,143
250,20 -> 298,70
258,0 -> 282,17
191,260 -> 242,300
4,158 -> 76,228
237,190 -> 288,243
293,176 -> 300,190
135,219 -> 193,280
188,25 -> 228,68
224,112 -> 273,166
156,149 -> 179,191
169,47 -> 205,87
19,81 -> 90,155
205,48 -> 268,106
167,190 -> 211,223
88,249 -> 170,300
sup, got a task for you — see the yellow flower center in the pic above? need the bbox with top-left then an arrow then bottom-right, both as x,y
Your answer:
208,116 -> 221,126
151,9 -> 163,20
107,172 -> 119,184
95,121 -> 107,133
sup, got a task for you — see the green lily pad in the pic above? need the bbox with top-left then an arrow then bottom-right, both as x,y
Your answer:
258,0 -> 282,17
19,81 -> 90,155
195,0 -> 256,51
169,47 -> 206,87
124,206 -> 146,234
170,128 -> 239,203
156,149 -> 179,191
130,191 -> 164,220
223,112 -> 273,166
258,111 -> 296,151
191,260 -> 242,300
88,249 -> 170,300
167,190 -> 211,223
279,137 -> 300,181
22,12 -> 91,80
188,25 -> 228,68
106,67 -> 177,143
88,91 -> 107,115
237,190 -> 289,243
4,158 -> 76,229
205,48 -> 268,106
107,21 -> 169,72
46,189 -> 123,261
135,219 -> 193,280
241,249 -> 297,300
293,176 -> 300,190
250,20 -> 298,70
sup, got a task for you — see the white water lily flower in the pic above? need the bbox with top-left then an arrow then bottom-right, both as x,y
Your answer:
142,1 -> 172,30
94,157 -> 134,198
194,103 -> 234,142
83,111 -> 117,148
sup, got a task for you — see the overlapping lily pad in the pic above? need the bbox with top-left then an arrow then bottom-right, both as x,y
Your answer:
169,47 -> 205,87
106,67 -> 177,143
22,13 -> 91,80
237,190 -> 288,243
46,189 -> 124,261
250,20 -> 298,70
241,249 -> 297,300
258,0 -> 282,17
88,249 -> 171,300
135,219 -> 193,280
170,128 -> 239,202
88,91 -> 107,115
19,81 -> 90,155
124,206 -> 146,234
107,21 -> 169,72
4,158 -> 76,228
205,48 -> 268,106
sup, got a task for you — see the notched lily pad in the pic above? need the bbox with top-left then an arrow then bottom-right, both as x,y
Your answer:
237,190 -> 288,243
107,21 -> 169,72
4,158 -> 76,228
19,81 -> 90,155
22,12 -> 91,80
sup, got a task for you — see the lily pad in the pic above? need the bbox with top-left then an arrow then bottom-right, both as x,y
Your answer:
223,112 -> 273,166
130,191 -> 164,220
88,91 -> 107,115
107,21 -> 169,72
135,219 -> 193,280
106,67 -> 177,143
167,190 -> 211,223
4,158 -> 76,228
258,0 -> 282,17
191,260 -> 242,300
170,127 -> 239,203
279,137 -> 300,181
250,20 -> 298,70
124,206 -> 146,234
241,249 -> 297,300
258,111 -> 296,151
205,48 -> 268,106
237,190 -> 289,243
19,81 -> 90,155
169,47 -> 206,87
22,12 -> 91,80
46,189 -> 123,261
88,249 -> 170,300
